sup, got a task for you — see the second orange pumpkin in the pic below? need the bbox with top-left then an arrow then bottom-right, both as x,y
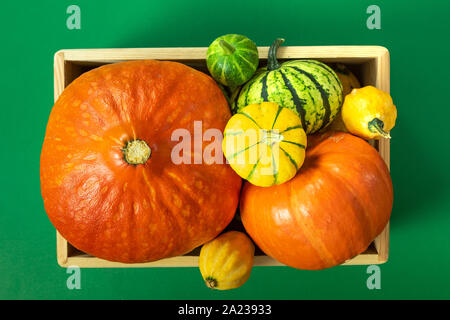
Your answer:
240,131 -> 393,270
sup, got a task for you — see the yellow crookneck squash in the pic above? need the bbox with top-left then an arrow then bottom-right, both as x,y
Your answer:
342,86 -> 397,139
199,231 -> 255,290
222,102 -> 307,187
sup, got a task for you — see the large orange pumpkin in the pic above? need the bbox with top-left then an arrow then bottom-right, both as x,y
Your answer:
240,131 -> 393,270
40,60 -> 242,263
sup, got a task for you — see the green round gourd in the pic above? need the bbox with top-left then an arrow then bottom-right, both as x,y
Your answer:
206,34 -> 259,88
232,38 -> 343,134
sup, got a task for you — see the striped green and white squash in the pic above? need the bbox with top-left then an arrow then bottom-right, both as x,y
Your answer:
232,38 -> 343,134
206,34 -> 259,88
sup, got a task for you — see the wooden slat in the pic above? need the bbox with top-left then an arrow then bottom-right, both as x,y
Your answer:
63,255 -> 200,268
62,251 -> 381,268
54,51 -> 65,101
372,48 -> 390,263
56,232 -> 68,266
60,46 -> 389,62
54,50 -> 71,268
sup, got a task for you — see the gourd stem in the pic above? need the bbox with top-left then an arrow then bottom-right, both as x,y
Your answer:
368,118 -> 391,139
205,278 -> 217,289
267,38 -> 285,71
219,40 -> 236,55
122,139 -> 151,165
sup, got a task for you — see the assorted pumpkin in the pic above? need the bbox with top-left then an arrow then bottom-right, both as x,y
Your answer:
341,85 -> 397,139
240,131 -> 393,270
232,38 -> 343,134
40,34 -> 397,290
223,102 -> 306,187
199,231 -> 254,290
325,63 -> 361,132
40,60 -> 242,263
206,34 -> 259,88
333,63 -> 361,96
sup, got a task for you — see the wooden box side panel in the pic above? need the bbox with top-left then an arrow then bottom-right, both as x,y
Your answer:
59,45 -> 388,63
61,253 -> 382,268
54,46 -> 391,268
373,48 -> 390,263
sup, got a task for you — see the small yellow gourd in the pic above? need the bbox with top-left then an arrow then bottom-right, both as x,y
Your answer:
342,86 -> 397,139
199,231 -> 255,290
334,63 -> 361,97
223,102 -> 307,187
326,64 -> 361,132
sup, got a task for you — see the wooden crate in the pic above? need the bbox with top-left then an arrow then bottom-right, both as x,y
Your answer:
54,46 -> 390,268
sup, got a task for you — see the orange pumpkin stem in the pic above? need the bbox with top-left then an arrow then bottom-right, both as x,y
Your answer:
122,139 -> 151,165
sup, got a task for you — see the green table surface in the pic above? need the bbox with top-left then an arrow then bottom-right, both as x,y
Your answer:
1,0 -> 449,300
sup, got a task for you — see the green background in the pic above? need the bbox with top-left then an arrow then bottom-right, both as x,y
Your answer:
1,0 -> 449,299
